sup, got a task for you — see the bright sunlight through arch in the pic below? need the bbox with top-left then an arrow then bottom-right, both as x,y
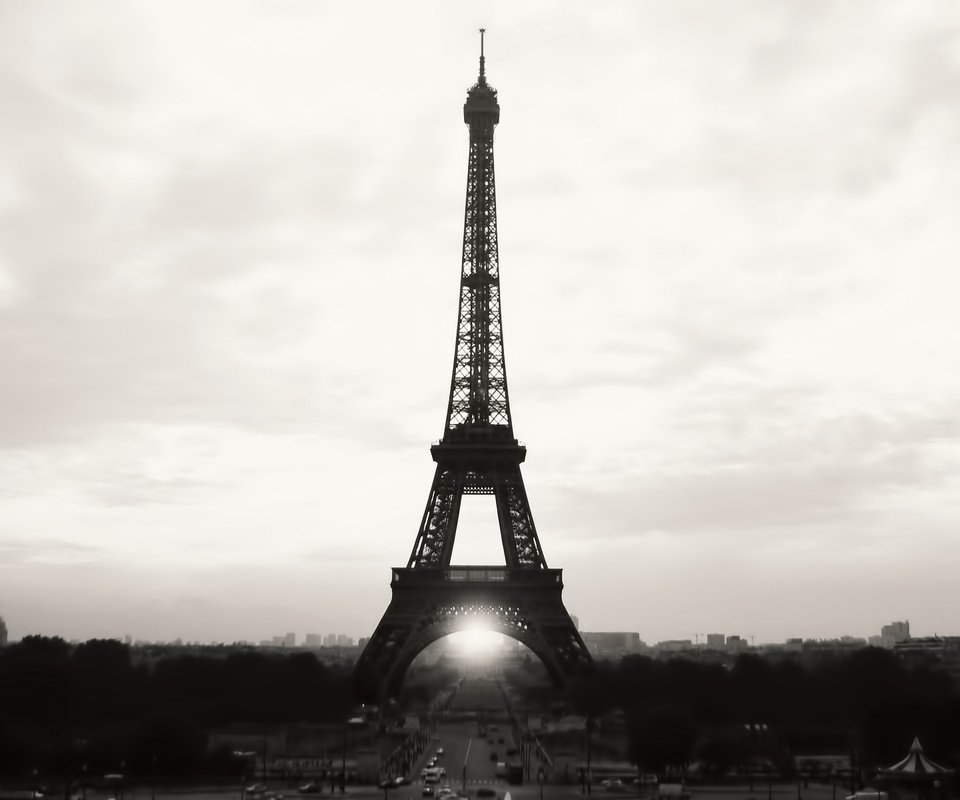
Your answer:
447,620 -> 506,659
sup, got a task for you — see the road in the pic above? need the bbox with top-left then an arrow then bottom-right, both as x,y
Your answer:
413,719 -> 515,790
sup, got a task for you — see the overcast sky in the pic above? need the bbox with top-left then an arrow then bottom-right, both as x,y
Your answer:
2,1 -> 959,647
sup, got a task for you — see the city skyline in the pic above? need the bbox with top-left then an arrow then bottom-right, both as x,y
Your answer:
2,3 -> 960,646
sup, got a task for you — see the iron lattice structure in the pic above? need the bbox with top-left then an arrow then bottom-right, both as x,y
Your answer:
355,35 -> 591,702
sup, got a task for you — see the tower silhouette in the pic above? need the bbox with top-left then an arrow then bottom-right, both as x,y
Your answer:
355,32 -> 591,701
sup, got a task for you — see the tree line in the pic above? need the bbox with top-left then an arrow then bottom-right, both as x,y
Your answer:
2,637 -> 958,784
562,648 -> 960,779
0,636 -> 357,779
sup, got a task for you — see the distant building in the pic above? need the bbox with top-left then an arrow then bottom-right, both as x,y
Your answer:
581,631 -> 642,655
336,634 -> 352,647
799,638 -> 868,658
283,632 -> 296,648
358,637 -> 369,650
726,635 -> 748,651
892,636 -> 960,682
323,634 -> 337,647
785,638 -> 804,652
305,633 -> 323,647
839,635 -> 866,645
0,616 -> 7,647
570,615 -> 580,631
894,636 -> 960,669
706,633 -> 725,649
657,639 -> 694,653
880,620 -> 910,648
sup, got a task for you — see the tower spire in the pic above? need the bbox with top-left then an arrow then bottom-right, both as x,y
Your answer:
479,27 -> 486,84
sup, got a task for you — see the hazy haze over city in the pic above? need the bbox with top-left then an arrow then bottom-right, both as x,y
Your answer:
2,1 -> 959,646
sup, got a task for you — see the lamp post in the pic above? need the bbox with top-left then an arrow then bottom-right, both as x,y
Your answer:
341,722 -> 347,793
585,714 -> 592,796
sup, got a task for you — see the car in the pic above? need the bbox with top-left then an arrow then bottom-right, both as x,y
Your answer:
246,786 -> 268,796
436,747 -> 444,756
421,769 -> 429,779
601,779 -> 628,792
437,789 -> 454,799
422,788 -> 434,797
297,783 -> 322,794
439,768 -> 446,777
394,777 -> 410,786
476,790 -> 498,799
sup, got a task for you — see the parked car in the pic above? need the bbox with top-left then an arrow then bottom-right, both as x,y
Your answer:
297,782 -> 322,794
422,788 -> 434,798
246,786 -> 268,796
601,779 -> 628,792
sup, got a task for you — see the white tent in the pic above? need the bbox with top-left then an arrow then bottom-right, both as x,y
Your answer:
881,737 -> 952,777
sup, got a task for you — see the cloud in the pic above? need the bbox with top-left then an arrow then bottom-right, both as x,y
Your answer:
0,538 -> 106,566
543,407 -> 959,542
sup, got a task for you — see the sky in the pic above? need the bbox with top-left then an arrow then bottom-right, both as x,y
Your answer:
2,1 -> 959,647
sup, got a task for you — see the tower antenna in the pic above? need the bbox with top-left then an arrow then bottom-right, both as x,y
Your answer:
479,27 -> 486,82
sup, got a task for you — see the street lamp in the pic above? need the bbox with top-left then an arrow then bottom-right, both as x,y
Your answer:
341,722 -> 348,793
585,714 -> 592,796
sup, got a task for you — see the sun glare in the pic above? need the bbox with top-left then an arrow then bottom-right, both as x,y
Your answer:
448,622 -> 504,658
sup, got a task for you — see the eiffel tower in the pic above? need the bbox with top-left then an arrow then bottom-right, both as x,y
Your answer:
354,32 -> 592,702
